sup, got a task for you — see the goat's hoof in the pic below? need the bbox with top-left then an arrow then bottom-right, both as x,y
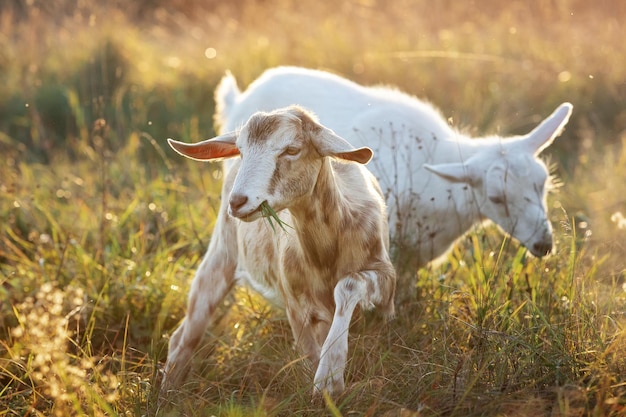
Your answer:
313,378 -> 345,399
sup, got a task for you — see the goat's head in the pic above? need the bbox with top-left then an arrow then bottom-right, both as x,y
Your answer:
168,106 -> 372,221
424,103 -> 573,258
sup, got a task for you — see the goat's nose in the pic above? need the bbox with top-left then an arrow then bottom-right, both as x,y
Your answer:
229,193 -> 248,212
532,239 -> 553,257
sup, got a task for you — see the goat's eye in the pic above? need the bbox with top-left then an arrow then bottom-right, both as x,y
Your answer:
489,195 -> 505,205
282,147 -> 300,157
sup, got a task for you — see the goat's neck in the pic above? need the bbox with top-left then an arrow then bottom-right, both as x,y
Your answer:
435,135 -> 494,219
287,159 -> 346,268
400,137 -> 493,266
435,134 -> 482,163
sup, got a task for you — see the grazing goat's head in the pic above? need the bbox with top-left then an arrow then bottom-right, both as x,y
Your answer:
168,106 -> 372,221
425,103 -> 573,258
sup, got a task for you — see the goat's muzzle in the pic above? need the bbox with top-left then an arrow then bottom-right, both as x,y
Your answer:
229,193 -> 248,213
530,239 -> 553,258
228,193 -> 264,221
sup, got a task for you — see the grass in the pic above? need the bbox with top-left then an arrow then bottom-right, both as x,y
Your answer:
260,201 -> 293,233
1,0 -> 625,415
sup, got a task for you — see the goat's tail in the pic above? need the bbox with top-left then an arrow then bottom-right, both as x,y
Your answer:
214,70 -> 240,134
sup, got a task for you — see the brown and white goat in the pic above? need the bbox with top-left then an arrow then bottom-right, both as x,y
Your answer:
161,106 -> 396,396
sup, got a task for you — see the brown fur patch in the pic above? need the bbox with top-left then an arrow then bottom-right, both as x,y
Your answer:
296,108 -> 323,136
246,113 -> 282,144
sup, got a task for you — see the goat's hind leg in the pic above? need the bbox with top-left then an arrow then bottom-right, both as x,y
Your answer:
160,247 -> 236,395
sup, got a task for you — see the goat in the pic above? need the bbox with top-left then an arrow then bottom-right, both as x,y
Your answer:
215,67 -> 573,269
161,105 -> 396,396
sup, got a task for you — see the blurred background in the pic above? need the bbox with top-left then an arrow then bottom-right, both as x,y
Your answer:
1,0 -> 624,157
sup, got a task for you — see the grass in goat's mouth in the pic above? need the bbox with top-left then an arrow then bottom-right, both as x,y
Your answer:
260,201 -> 292,232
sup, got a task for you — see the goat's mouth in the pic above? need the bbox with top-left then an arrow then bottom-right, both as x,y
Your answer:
232,201 -> 278,222
528,239 -> 553,258
232,201 -> 291,231
232,201 -> 273,222
230,202 -> 264,221
259,201 -> 278,220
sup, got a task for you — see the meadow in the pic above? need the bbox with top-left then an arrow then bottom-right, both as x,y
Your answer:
0,0 -> 625,415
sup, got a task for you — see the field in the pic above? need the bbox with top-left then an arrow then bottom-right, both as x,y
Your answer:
1,0 -> 625,415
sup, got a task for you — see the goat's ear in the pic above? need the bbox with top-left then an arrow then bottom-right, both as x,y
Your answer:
519,102 -> 573,155
424,161 -> 480,184
167,133 -> 239,161
316,128 -> 373,164
294,107 -> 373,164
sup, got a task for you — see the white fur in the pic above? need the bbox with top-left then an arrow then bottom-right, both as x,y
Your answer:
215,67 -> 573,268
161,106 -> 396,397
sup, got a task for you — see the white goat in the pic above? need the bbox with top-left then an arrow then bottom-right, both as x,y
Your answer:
215,67 -> 573,269
161,106 -> 396,396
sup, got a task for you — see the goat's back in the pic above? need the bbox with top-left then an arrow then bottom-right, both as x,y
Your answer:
221,67 -> 454,146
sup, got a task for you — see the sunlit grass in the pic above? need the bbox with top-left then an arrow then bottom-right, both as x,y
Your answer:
1,0 -> 625,415
260,201 -> 293,233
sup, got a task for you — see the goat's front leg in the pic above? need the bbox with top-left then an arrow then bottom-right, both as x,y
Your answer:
160,248 -> 236,396
314,265 -> 396,395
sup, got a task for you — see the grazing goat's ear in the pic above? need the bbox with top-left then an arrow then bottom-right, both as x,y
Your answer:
424,162 -> 471,183
517,102 -> 573,155
291,106 -> 373,164
168,133 -> 239,161
424,155 -> 482,185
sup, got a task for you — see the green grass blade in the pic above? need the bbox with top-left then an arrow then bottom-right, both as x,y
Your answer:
260,201 -> 292,233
